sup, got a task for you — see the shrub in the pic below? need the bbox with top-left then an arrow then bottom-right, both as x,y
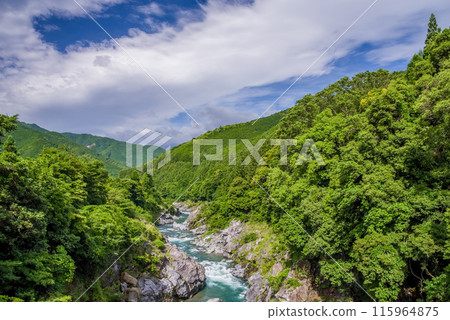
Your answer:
242,232 -> 258,244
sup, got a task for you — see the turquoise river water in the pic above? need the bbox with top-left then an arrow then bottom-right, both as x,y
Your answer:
158,211 -> 248,302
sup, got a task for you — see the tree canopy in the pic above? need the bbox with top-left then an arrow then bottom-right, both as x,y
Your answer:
154,21 -> 450,301
0,118 -> 165,301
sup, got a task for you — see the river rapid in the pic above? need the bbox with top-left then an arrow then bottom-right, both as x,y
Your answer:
158,210 -> 248,302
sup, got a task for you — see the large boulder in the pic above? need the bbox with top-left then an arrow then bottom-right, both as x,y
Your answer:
192,220 -> 244,257
191,225 -> 207,235
173,221 -> 189,231
231,263 -> 251,280
184,207 -> 201,227
274,270 -> 313,302
273,261 -> 329,302
245,272 -> 273,302
121,272 -> 138,287
137,244 -> 206,301
164,244 -> 206,298
158,213 -> 174,225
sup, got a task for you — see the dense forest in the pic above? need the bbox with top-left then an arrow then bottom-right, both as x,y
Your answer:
0,115 -> 167,301
0,16 -> 448,303
153,20 -> 449,301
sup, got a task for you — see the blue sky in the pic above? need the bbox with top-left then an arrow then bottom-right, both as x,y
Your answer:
33,0 -> 206,52
1,0 -> 449,145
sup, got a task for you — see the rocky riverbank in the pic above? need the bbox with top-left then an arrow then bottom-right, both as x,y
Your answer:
98,207 -> 207,302
172,203 -> 348,302
120,243 -> 206,302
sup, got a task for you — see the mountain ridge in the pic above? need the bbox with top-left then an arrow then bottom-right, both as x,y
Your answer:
9,122 -> 166,176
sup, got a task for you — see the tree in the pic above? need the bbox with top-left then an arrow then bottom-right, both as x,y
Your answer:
425,13 -> 441,45
0,115 -> 18,141
3,136 -> 18,154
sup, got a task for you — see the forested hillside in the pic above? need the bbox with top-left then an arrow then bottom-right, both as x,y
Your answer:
9,122 -> 166,176
153,110 -> 285,199
61,131 -> 165,168
0,115 -> 167,301
10,122 -> 125,176
153,25 -> 450,301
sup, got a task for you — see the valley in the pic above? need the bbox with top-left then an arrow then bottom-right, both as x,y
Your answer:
0,21 -> 449,303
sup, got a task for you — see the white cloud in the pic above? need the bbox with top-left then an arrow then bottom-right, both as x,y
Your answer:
367,42 -> 423,64
0,0 -> 450,146
137,2 -> 164,16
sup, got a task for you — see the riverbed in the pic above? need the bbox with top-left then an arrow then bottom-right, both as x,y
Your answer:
158,210 -> 248,302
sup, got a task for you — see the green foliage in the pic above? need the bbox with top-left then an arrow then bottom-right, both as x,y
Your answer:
152,239 -> 166,250
153,24 -> 450,302
423,265 -> 450,301
242,232 -> 258,244
267,269 -> 289,292
9,122 -> 125,176
352,233 -> 406,301
425,13 -> 441,45
61,131 -> 165,168
153,111 -> 285,200
285,277 -> 302,289
0,117 -> 164,301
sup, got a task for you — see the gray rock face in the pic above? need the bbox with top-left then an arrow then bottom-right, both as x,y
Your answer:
139,278 -> 160,301
173,221 -> 189,231
135,244 -> 206,301
192,220 -> 244,257
173,204 -> 348,303
207,298 -> 223,302
158,213 -> 174,225
163,244 -> 206,299
191,225 -> 207,235
231,263 -> 248,280
121,243 -> 206,302
271,262 -> 283,277
245,272 -> 273,302
275,281 -> 311,302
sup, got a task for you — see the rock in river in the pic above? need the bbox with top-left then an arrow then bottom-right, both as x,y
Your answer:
121,243 -> 206,302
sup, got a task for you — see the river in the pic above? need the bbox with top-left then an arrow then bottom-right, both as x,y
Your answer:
158,210 -> 249,302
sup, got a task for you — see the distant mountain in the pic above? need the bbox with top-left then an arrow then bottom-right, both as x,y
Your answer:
12,122 -> 166,175
61,132 -> 165,168
10,122 -> 126,176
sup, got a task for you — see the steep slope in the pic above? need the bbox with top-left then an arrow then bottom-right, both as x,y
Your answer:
153,27 -> 450,301
152,110 -> 285,199
61,132 -> 165,167
9,122 -> 125,176
10,122 -> 166,176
